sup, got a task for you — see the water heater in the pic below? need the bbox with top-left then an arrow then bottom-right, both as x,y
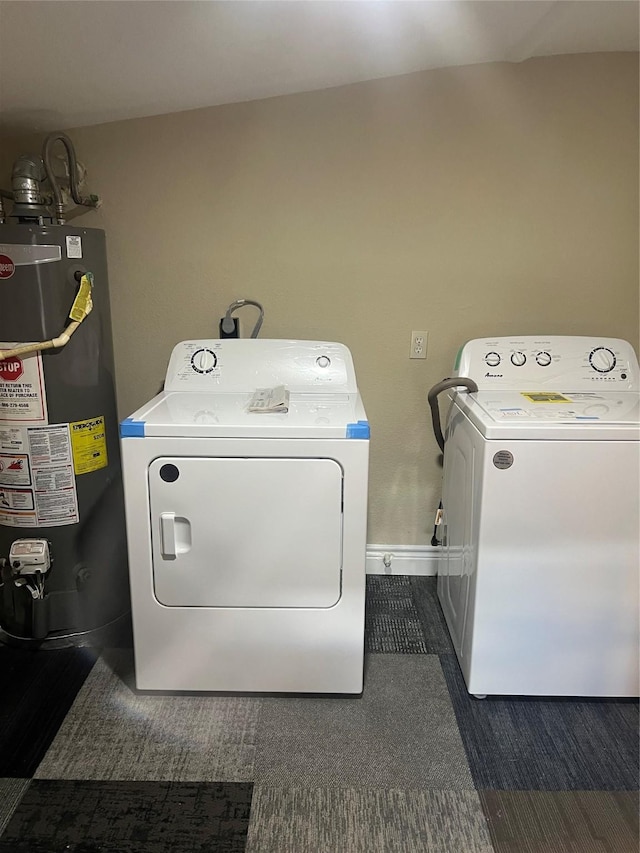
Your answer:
0,134 -> 129,646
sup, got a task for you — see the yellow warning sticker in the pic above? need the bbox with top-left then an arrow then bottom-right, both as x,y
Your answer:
70,415 -> 108,475
521,392 -> 571,403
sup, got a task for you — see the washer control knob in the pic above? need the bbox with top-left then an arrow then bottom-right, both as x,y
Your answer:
511,351 -> 526,367
484,351 -> 501,368
589,347 -> 616,374
536,351 -> 552,367
316,356 -> 331,369
191,348 -> 217,373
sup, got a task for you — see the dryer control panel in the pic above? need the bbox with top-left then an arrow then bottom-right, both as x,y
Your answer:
456,336 -> 639,390
164,339 -> 358,393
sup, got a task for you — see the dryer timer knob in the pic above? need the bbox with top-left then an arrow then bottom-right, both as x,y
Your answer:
511,351 -> 526,367
191,348 -> 217,373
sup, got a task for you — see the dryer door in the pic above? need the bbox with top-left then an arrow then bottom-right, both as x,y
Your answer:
149,456 -> 343,608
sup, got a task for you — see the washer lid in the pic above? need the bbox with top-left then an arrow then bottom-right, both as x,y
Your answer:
455,390 -> 640,441
122,391 -> 369,439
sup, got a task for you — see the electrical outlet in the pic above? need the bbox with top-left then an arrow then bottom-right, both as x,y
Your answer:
219,317 -> 240,338
410,330 -> 428,359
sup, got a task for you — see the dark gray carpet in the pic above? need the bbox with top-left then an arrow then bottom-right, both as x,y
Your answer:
441,653 -> 640,790
246,787 -> 494,853
0,779 -> 253,853
35,651 -> 260,782
254,654 -> 474,788
365,575 -> 428,653
1,575 -> 636,853
0,645 -> 98,777
409,575 -> 455,653
479,790 -> 639,853
0,778 -> 29,835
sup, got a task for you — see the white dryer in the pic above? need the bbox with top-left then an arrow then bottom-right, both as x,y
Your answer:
435,336 -> 639,698
120,340 -> 369,693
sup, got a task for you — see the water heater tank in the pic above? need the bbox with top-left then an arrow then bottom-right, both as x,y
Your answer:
0,161 -> 129,646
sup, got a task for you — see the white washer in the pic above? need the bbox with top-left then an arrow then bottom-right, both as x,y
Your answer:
437,336 -> 639,698
120,339 -> 369,693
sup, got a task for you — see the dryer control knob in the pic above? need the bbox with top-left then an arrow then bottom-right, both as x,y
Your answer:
536,351 -> 552,367
316,356 -> 331,369
511,351 -> 526,367
484,351 -> 501,367
191,348 -> 217,373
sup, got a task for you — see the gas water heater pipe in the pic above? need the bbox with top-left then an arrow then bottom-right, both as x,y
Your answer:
42,132 -> 101,225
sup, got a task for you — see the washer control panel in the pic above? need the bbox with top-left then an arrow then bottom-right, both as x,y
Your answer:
457,336 -> 639,390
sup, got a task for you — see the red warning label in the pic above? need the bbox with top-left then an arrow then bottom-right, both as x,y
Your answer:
0,358 -> 24,382
0,347 -> 47,424
0,255 -> 15,279
0,453 -> 31,486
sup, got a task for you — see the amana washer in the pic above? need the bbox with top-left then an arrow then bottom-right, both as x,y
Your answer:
437,336 -> 639,698
120,339 -> 369,693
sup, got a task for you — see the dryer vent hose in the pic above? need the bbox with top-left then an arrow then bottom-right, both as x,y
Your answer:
427,377 -> 478,452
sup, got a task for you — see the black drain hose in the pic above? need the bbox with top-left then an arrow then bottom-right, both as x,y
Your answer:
427,377 -> 479,453
428,376 -> 478,546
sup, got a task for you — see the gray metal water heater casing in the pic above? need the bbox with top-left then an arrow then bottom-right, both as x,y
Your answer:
0,224 -> 129,643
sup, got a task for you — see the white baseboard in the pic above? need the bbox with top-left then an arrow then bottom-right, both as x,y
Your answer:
366,544 -> 440,576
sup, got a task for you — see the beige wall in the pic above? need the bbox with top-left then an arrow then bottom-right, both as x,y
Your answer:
2,53 -> 638,544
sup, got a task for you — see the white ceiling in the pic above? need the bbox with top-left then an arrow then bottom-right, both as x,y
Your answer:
0,1 -> 638,132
